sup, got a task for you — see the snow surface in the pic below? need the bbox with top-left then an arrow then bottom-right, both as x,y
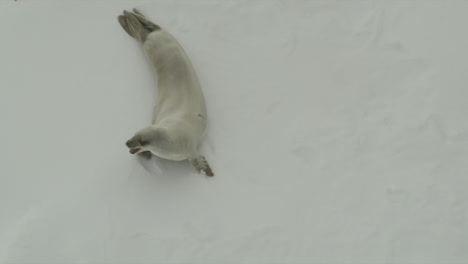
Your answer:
1,0 -> 468,263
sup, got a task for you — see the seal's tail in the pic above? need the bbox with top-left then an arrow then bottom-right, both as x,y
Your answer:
118,9 -> 161,43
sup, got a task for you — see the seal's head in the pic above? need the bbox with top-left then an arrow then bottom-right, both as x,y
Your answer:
125,134 -> 147,154
125,126 -> 166,155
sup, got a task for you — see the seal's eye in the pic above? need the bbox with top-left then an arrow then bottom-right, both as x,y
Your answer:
140,140 -> 149,146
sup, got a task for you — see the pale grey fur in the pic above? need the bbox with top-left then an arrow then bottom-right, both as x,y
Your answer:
119,9 -> 213,176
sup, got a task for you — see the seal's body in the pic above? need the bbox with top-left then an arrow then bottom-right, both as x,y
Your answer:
119,9 -> 213,176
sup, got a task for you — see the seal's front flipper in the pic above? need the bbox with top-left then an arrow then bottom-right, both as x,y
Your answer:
190,156 -> 214,177
138,151 -> 153,160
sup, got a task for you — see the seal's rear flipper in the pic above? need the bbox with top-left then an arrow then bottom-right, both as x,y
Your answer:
118,10 -> 161,43
132,9 -> 161,32
190,156 -> 214,177
118,15 -> 134,38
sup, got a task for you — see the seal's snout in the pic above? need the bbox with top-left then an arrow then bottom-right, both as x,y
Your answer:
126,137 -> 140,148
126,138 -> 141,154
129,148 -> 141,154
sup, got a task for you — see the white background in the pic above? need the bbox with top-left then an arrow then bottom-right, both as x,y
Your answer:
1,0 -> 468,263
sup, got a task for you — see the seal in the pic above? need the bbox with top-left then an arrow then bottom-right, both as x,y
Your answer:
118,9 -> 214,176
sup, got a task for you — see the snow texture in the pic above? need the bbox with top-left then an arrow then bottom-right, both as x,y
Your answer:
1,0 -> 468,263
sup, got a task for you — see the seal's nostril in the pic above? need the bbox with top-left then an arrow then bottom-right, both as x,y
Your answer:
125,140 -> 131,147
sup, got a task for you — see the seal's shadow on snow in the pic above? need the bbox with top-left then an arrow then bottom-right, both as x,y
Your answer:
136,155 -> 195,179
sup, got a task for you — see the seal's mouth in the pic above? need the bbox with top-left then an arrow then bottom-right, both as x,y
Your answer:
129,148 -> 140,154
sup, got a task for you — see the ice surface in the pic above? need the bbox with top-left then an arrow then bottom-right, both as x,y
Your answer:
1,0 -> 468,263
